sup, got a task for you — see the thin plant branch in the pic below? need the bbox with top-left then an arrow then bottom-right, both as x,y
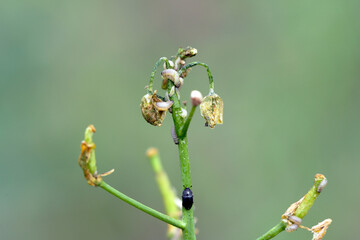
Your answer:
99,181 -> 186,230
78,125 -> 185,230
147,148 -> 180,238
179,62 -> 214,92
167,80 -> 196,240
179,105 -> 196,138
148,57 -> 171,93
256,174 -> 328,240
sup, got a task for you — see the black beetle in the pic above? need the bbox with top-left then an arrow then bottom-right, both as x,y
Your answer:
182,187 -> 193,210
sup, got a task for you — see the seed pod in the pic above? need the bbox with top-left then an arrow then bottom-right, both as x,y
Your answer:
182,187 -> 194,210
317,178 -> 328,193
140,92 -> 172,126
285,224 -> 298,232
200,93 -> 223,128
161,69 -> 181,88
171,125 -> 179,145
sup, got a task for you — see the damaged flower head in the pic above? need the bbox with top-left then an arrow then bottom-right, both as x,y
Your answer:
78,125 -> 114,186
311,218 -> 332,240
200,92 -> 223,128
140,91 -> 173,126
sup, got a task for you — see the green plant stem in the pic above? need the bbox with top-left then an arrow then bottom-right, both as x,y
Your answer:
180,62 -> 214,91
168,81 -> 196,240
148,57 -> 171,93
256,222 -> 287,240
294,176 -> 324,218
256,175 -> 326,240
99,181 -> 185,230
177,138 -> 196,240
148,149 -> 179,238
179,105 -> 196,138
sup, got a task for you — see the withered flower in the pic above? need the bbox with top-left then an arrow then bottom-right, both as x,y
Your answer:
178,47 -> 198,59
200,92 -> 223,128
78,125 -> 115,186
282,196 -> 304,220
311,218 -> 332,240
78,125 -> 100,186
140,91 -> 173,126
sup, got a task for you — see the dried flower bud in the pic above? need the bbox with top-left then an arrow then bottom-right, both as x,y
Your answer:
282,197 -> 304,219
79,140 -> 98,186
146,147 -> 159,158
178,47 -> 198,59
191,90 -> 203,106
78,125 -> 113,186
200,93 -> 223,128
140,91 -> 172,126
311,219 -> 332,240
314,173 -> 325,180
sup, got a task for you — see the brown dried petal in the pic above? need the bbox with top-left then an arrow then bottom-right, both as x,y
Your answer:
282,196 -> 304,219
78,141 -> 100,186
311,219 -> 332,240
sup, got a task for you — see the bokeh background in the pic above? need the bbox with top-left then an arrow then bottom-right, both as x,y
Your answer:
1,0 -> 359,239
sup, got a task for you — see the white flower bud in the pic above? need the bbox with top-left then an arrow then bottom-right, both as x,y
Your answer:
191,90 -> 203,106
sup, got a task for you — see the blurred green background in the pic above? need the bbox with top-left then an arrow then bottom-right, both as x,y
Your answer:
1,0 -> 359,239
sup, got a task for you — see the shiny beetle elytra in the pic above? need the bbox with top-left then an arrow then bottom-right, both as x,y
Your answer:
182,187 -> 194,210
